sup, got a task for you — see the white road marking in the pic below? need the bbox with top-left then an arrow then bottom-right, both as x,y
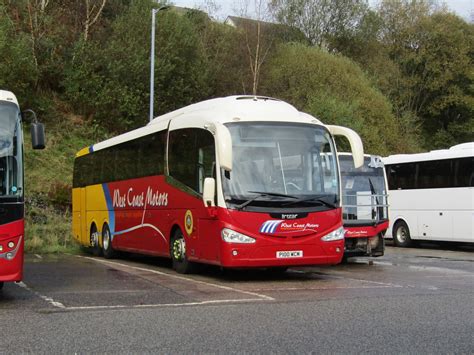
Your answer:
251,285 -> 396,292
290,270 -> 405,288
76,255 -> 275,301
62,298 -> 269,311
327,276 -> 404,288
16,281 -> 66,309
375,261 -> 474,275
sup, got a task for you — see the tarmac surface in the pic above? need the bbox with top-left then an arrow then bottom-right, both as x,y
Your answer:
1,243 -> 473,353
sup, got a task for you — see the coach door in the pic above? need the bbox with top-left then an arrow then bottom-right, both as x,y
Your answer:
167,123 -> 217,261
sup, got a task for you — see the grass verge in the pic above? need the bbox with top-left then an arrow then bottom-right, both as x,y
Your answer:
23,101 -> 108,254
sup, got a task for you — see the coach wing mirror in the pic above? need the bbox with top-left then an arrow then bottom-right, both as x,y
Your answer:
203,177 -> 216,207
327,125 -> 364,168
31,122 -> 45,149
215,123 -> 232,171
23,109 -> 45,150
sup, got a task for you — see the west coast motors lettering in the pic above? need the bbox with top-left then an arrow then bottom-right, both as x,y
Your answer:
280,222 -> 319,231
112,187 -> 168,208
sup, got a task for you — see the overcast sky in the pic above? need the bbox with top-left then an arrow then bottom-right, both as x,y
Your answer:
171,0 -> 472,22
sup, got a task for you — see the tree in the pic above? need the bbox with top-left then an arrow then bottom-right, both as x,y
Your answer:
186,10 -> 244,96
64,1 -> 211,131
270,0 -> 368,47
83,0 -> 107,41
377,1 -> 474,147
261,43 -> 420,154
231,0 -> 278,95
0,4 -> 38,104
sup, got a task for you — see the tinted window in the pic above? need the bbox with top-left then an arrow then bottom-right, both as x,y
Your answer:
72,130 -> 166,188
386,163 -> 416,190
454,157 -> 474,187
168,128 -> 215,193
417,159 -> 452,189
385,157 -> 473,190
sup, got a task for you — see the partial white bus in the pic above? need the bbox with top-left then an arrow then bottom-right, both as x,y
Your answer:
383,143 -> 473,247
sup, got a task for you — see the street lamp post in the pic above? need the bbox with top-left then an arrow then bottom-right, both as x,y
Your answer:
149,5 -> 169,122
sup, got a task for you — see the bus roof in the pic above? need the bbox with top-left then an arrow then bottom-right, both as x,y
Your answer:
80,96 -> 325,157
382,142 -> 474,165
338,152 -> 380,159
0,90 -> 19,106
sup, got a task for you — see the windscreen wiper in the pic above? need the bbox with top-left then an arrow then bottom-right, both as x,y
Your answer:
368,178 -> 380,219
368,178 -> 380,204
282,196 -> 337,209
235,191 -> 298,210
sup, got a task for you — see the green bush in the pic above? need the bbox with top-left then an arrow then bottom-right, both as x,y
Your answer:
261,43 -> 419,155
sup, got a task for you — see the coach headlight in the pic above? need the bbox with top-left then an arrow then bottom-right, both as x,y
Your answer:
321,227 -> 345,242
221,228 -> 256,244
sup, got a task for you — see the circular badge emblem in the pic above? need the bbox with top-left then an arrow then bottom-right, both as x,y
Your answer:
184,210 -> 193,235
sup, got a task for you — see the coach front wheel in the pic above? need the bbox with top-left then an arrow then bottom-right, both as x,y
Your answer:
170,229 -> 196,274
393,221 -> 412,247
102,224 -> 117,259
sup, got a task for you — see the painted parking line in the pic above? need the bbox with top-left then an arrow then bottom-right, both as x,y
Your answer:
63,298 -> 270,311
375,260 -> 474,275
289,269 -> 405,288
16,281 -> 66,309
77,255 -> 275,302
18,255 -> 276,312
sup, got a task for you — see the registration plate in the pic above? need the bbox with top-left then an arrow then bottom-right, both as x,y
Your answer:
276,250 -> 303,258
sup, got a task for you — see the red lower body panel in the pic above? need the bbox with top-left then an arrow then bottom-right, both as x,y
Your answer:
220,240 -> 344,268
343,221 -> 388,257
0,220 -> 24,282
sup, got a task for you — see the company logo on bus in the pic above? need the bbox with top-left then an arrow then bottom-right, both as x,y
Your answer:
260,220 -> 320,235
259,220 -> 283,234
112,187 -> 168,209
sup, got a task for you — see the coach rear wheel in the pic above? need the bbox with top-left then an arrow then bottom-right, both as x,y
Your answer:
170,229 -> 196,274
102,224 -> 117,259
393,221 -> 412,247
90,224 -> 102,256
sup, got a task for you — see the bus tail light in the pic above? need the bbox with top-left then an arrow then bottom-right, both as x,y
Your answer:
321,227 -> 345,242
221,228 -> 256,244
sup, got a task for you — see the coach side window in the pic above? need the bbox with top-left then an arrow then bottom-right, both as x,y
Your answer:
387,163 -> 416,190
137,131 -> 166,178
417,159 -> 452,189
454,157 -> 474,187
168,128 -> 215,193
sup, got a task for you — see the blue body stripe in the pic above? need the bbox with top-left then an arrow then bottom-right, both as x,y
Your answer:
89,145 -> 94,153
260,220 -> 282,234
102,183 -> 115,237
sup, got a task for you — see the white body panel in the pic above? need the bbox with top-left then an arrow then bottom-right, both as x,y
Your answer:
383,143 -> 474,244
386,188 -> 473,242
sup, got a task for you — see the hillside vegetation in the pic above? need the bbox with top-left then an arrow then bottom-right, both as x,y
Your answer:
0,0 -> 471,252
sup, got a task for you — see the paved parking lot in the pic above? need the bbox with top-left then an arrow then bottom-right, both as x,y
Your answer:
1,244 -> 473,353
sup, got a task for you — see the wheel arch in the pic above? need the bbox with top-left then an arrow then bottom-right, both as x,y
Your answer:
392,217 -> 411,238
89,221 -> 98,235
169,224 -> 182,255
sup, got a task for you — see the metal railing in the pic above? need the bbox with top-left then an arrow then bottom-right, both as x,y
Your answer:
342,193 -> 389,222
